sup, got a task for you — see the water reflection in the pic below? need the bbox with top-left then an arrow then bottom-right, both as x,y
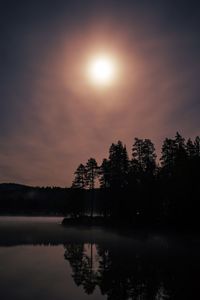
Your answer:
0,218 -> 200,300
64,242 -> 200,300
64,244 -> 99,294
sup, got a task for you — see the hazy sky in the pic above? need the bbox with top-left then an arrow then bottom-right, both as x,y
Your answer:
1,0 -> 200,187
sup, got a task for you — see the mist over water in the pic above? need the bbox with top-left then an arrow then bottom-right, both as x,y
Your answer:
0,217 -> 199,300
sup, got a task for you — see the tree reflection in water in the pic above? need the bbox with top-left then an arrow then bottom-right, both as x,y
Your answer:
64,242 -> 199,300
64,243 -> 99,294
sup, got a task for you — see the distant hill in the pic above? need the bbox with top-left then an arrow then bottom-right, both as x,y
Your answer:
0,183 -> 32,191
0,183 -> 70,215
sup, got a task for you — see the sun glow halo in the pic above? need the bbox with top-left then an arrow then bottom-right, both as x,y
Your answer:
88,55 -> 116,86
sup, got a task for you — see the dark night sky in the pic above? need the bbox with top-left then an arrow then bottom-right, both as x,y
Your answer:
0,0 -> 200,186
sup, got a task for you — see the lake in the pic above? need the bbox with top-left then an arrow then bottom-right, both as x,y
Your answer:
0,217 -> 199,300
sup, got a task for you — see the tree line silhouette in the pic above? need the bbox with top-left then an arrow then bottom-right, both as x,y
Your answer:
1,132 -> 199,228
0,184 -> 69,215
70,132 -> 200,228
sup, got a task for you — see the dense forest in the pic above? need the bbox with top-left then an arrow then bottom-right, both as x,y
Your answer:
70,132 -> 200,229
1,132 -> 200,229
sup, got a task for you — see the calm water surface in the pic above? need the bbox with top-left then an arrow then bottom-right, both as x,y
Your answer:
0,217 -> 200,300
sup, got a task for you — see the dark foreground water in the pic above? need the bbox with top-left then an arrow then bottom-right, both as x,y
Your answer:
0,217 -> 200,300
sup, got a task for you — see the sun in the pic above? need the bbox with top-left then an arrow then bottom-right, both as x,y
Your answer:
88,55 -> 116,86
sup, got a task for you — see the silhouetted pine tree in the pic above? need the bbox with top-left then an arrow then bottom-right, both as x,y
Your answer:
131,138 -> 157,180
186,138 -> 196,158
130,138 -> 157,223
99,158 -> 111,189
72,164 -> 87,189
160,138 -> 177,175
194,136 -> 200,156
85,158 -> 99,190
174,132 -> 187,164
108,141 -> 129,189
85,158 -> 99,218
